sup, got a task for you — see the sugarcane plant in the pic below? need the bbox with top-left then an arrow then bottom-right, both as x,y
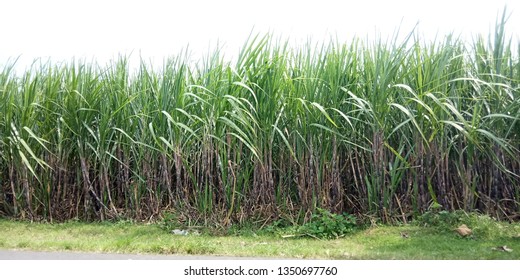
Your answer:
0,12 -> 519,224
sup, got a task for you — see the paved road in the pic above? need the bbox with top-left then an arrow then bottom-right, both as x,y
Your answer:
0,249 -> 270,260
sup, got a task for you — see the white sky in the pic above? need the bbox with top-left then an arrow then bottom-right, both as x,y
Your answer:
1,0 -> 519,71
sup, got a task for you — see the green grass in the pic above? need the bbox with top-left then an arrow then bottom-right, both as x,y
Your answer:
1,218 -> 519,259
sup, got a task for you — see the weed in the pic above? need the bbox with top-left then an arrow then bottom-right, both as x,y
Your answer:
63,243 -> 73,250
160,211 -> 183,232
415,210 -> 468,229
262,218 -> 296,235
298,208 -> 357,239
16,241 -> 29,248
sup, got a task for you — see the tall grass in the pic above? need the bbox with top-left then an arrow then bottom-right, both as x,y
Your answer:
1,15 -> 519,224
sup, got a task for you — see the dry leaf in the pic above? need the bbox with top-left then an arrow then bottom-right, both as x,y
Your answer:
492,245 -> 513,252
455,224 -> 472,237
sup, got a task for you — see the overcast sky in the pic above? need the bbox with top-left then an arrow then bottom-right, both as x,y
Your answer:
1,0 -> 519,71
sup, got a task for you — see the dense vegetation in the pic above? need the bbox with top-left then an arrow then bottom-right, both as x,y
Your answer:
1,13 -> 519,224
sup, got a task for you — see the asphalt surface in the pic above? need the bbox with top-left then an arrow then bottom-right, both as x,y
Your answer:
0,249 -> 267,260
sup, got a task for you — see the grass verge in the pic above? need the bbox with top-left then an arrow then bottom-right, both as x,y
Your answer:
0,217 -> 519,259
